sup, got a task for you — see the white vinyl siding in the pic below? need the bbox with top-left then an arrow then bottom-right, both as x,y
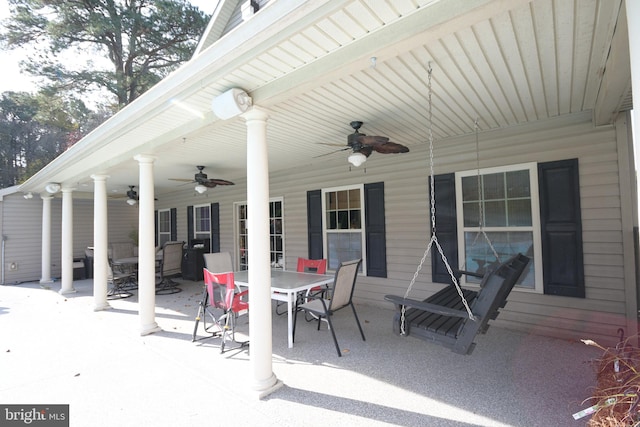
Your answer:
0,196 -> 137,284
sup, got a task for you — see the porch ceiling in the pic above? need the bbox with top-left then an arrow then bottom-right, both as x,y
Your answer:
20,0 -> 629,198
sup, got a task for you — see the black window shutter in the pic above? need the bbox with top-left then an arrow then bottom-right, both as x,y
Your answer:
538,159 -> 585,297
154,210 -> 158,246
307,190 -> 323,260
187,205 -> 194,248
210,202 -> 220,253
170,208 -> 177,241
365,182 -> 387,278
431,173 -> 459,283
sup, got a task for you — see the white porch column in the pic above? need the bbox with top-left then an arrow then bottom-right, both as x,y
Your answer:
59,187 -> 76,295
244,107 -> 282,398
135,154 -> 161,336
91,174 -> 110,311
40,194 -> 54,285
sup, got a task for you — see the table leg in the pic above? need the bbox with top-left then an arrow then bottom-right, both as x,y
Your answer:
287,291 -> 294,348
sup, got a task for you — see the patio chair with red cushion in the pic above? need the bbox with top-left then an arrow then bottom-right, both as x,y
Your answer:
192,269 -> 249,353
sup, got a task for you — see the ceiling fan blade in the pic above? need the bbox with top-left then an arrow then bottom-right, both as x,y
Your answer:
319,142 -> 349,147
372,141 -> 410,154
357,135 -> 389,146
208,179 -> 235,186
314,146 -> 351,158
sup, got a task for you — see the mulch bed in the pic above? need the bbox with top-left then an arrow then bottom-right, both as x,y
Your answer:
582,337 -> 640,426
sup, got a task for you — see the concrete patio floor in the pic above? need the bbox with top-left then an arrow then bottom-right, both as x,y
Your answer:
1,278 -> 603,426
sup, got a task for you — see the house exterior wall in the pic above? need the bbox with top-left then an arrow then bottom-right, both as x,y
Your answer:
0,195 -> 139,284
221,0 -> 272,37
147,111 -> 636,345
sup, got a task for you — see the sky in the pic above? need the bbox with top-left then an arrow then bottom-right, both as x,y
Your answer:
0,0 -> 216,94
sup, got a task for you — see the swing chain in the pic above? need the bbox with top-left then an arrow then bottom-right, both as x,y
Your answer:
400,64 -> 475,335
428,66 -> 436,234
475,118 -> 482,229
471,118 -> 501,263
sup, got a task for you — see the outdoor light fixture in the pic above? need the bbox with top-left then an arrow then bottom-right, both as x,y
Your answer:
212,88 -> 252,120
126,198 -> 137,206
195,184 -> 207,194
348,152 -> 367,167
45,183 -> 61,194
23,192 -> 33,199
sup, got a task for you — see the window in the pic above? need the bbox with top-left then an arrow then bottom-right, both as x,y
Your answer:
270,200 -> 284,269
456,163 -> 542,291
322,185 -> 365,272
235,198 -> 285,271
186,203 -> 218,253
157,209 -> 171,247
194,204 -> 210,243
237,204 -> 247,270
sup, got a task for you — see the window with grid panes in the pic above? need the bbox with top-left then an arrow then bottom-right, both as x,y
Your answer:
194,204 -> 210,241
157,209 -> 171,247
322,185 -> 364,271
456,163 -> 540,290
235,198 -> 284,271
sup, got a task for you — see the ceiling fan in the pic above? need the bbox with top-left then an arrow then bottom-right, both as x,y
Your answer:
126,185 -> 138,202
320,121 -> 409,166
110,186 -> 157,205
169,166 -> 235,193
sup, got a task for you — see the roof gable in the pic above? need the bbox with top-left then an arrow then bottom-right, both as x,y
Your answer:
194,0 -> 269,56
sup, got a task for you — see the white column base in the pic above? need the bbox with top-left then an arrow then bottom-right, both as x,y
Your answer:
39,278 -> 53,290
59,288 -> 77,295
140,323 -> 161,336
252,376 -> 284,400
93,302 -> 111,312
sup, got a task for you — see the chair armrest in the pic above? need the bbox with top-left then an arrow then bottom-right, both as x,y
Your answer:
235,289 -> 249,298
303,293 -> 323,301
454,269 -> 484,279
384,295 -> 478,320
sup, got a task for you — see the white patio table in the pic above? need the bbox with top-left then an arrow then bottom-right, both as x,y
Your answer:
233,269 -> 333,348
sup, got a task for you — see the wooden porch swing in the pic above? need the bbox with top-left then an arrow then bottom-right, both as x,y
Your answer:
384,65 -> 530,355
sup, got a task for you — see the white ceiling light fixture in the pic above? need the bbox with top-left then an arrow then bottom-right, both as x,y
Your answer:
45,183 -> 61,194
126,198 -> 137,206
212,88 -> 252,120
195,184 -> 207,194
23,192 -> 33,199
348,152 -> 367,167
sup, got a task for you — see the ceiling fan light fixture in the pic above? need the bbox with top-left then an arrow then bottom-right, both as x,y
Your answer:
126,198 -> 137,206
195,184 -> 207,194
348,152 -> 367,167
